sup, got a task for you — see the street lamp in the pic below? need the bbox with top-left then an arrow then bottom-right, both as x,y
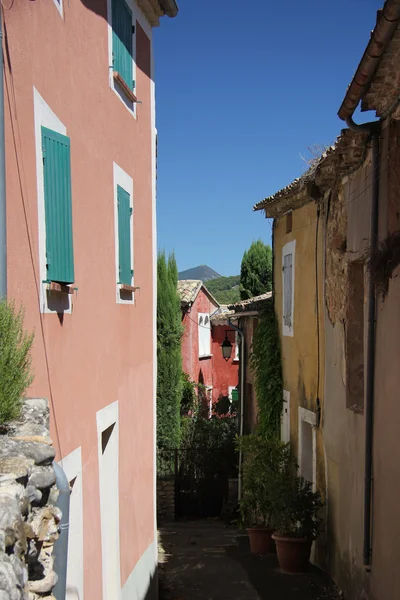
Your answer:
221,332 -> 233,361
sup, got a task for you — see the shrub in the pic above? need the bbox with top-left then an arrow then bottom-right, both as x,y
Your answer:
0,300 -> 34,424
237,435 -> 294,528
251,300 -> 283,439
273,474 -> 323,540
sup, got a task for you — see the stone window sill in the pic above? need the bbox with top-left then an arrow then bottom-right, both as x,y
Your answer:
113,72 -> 137,103
45,281 -> 76,295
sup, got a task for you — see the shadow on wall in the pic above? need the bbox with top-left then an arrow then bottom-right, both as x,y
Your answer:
79,0 -> 152,79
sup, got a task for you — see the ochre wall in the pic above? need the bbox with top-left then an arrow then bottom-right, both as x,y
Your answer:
273,201 -> 325,501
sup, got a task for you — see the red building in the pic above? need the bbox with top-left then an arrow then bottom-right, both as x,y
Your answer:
178,280 -> 239,413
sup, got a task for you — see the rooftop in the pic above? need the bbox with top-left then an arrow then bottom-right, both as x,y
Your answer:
253,129 -> 367,218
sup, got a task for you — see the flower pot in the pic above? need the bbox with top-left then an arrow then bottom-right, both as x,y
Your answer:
272,534 -> 312,573
247,528 -> 275,554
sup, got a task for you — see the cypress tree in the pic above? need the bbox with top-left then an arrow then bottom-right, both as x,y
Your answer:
157,251 -> 183,447
240,240 -> 272,300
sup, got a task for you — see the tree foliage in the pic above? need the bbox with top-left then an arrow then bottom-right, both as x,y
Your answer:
0,300 -> 34,424
240,240 -> 272,300
206,275 -> 240,304
250,300 -> 283,439
157,251 -> 183,447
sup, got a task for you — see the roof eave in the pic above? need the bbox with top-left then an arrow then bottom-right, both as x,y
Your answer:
338,0 -> 400,121
253,181 -> 320,218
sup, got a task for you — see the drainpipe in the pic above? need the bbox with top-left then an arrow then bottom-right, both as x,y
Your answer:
345,116 -> 380,568
52,461 -> 70,600
0,10 -> 7,298
228,318 -> 245,500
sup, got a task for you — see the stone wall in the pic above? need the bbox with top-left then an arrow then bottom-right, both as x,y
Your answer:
0,399 -> 60,600
157,478 -> 175,524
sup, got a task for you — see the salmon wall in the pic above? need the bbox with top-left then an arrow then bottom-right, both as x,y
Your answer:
3,0 -> 155,596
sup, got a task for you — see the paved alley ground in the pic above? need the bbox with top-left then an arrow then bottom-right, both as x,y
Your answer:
158,521 -> 342,600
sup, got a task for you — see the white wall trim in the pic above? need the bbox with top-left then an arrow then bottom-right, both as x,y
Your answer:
33,88 -> 73,315
150,45 -> 157,548
282,239 -> 296,337
60,448 -> 84,600
53,0 -> 63,18
121,540 -> 157,600
281,390 -> 291,443
97,401 -> 121,600
96,399 -> 119,432
298,406 -> 317,491
113,162 -> 134,304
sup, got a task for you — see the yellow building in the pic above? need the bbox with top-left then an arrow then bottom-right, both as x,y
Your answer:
253,179 -> 326,505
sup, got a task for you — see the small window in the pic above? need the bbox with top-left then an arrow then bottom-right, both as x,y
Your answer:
198,312 -> 211,357
286,212 -> 293,234
117,185 -> 133,287
41,126 -> 74,285
283,254 -> 293,327
282,241 -> 295,336
112,0 -> 135,95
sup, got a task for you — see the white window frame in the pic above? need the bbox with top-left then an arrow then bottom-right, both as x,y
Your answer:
113,162 -> 134,304
298,407 -> 316,491
60,448 -> 84,600
96,401 -> 121,600
198,312 -> 211,357
282,240 -> 296,337
206,386 -> 213,418
233,331 -> 239,361
34,88 -> 73,315
53,0 -> 63,18
281,390 -> 290,443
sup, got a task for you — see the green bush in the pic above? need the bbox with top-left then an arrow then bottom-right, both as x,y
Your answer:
273,474 -> 323,540
251,300 -> 283,439
237,435 -> 293,528
0,300 -> 34,424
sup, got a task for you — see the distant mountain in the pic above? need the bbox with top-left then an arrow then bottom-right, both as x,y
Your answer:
178,265 -> 221,282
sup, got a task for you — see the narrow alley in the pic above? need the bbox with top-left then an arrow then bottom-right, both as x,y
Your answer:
159,521 -> 341,600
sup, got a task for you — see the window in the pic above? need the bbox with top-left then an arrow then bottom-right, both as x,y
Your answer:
234,331 -> 239,361
41,127 -> 74,285
114,163 -> 134,303
111,0 -> 136,102
117,185 -> 133,286
282,240 -> 295,336
198,313 -> 211,356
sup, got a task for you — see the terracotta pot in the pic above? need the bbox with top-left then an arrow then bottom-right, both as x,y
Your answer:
247,528 -> 275,554
272,534 -> 312,573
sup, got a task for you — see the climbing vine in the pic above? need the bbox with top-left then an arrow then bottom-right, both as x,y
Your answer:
250,299 -> 283,439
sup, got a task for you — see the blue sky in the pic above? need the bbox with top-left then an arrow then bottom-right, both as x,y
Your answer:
154,0 -> 381,276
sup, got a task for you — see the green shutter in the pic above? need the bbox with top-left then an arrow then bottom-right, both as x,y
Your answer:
112,0 -> 133,90
231,389 -> 239,402
41,126 -> 74,285
117,185 -> 132,285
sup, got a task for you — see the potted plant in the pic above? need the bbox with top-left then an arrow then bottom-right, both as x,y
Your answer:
237,435 -> 291,554
272,474 -> 323,573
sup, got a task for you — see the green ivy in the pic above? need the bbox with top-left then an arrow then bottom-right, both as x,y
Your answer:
250,299 -> 283,439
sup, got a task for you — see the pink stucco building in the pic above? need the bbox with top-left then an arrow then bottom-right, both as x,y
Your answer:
3,0 -> 177,598
178,280 -> 239,412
